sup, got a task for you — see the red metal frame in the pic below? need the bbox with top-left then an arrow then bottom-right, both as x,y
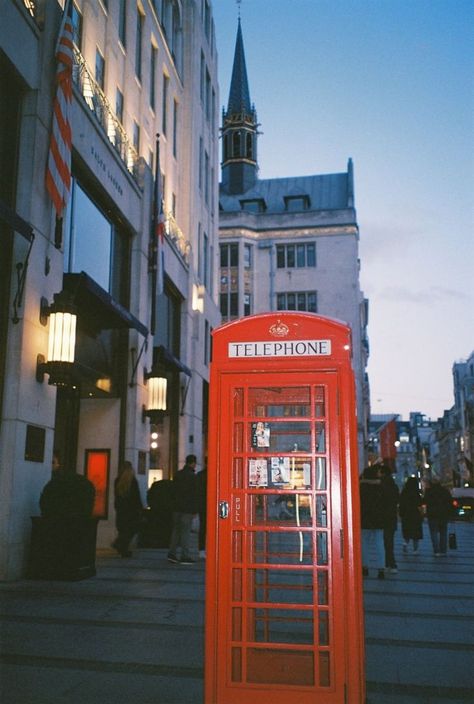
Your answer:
205,313 -> 365,704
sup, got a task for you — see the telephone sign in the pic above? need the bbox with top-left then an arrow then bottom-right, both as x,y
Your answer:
205,313 -> 365,704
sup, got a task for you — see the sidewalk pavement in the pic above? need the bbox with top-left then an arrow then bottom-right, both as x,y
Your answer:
0,522 -> 473,704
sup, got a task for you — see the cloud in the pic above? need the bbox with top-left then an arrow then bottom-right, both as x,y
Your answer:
377,285 -> 471,304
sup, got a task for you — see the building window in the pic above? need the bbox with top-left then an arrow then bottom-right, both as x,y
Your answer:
220,243 -> 239,267
95,49 -> 105,90
203,232 -> 209,288
205,69 -> 211,121
133,121 -> 140,151
173,99 -> 178,158
198,137 -> 203,190
150,45 -> 157,109
220,292 -> 238,320
162,73 -> 169,135
276,242 -> 316,268
71,2 -> 83,49
220,243 -> 239,322
135,7 -> 143,81
118,0 -> 126,47
240,199 -> 266,213
200,51 -> 205,102
204,151 -> 209,204
172,192 -> 176,218
244,244 -> 252,269
276,291 -> 317,313
64,179 -> 129,303
244,293 -> 251,317
284,195 -> 310,212
155,283 -> 182,358
116,88 -> 124,123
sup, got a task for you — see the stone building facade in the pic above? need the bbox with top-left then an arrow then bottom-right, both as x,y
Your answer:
0,0 -> 220,579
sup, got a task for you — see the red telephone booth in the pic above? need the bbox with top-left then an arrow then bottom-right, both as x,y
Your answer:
205,313 -> 365,704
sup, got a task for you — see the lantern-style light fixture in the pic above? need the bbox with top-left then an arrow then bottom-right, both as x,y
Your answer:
142,368 -> 167,422
36,292 -> 77,386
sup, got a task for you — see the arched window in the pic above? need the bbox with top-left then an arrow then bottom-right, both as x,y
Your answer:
232,131 -> 241,158
246,133 -> 253,159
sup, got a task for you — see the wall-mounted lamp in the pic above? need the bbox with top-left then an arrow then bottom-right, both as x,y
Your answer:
36,292 -> 77,386
142,368 -> 167,422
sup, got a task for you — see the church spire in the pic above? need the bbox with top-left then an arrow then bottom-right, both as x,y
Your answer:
221,19 -> 259,195
227,19 -> 251,115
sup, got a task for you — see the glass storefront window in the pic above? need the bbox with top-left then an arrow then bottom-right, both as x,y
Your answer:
65,181 -> 112,292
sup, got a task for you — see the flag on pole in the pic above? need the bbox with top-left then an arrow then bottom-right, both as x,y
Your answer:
149,135 -> 166,333
154,136 -> 166,297
45,0 -> 74,219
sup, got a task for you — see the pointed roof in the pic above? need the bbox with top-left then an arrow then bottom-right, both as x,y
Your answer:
227,19 -> 252,115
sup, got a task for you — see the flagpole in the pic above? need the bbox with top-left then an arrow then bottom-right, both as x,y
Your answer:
149,133 -> 160,336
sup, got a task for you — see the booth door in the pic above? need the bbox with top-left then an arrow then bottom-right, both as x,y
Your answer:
215,372 -> 345,704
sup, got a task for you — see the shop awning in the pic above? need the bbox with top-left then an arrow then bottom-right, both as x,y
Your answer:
155,344 -> 192,377
63,272 -> 148,337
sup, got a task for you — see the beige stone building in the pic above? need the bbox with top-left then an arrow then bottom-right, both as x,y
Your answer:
0,0 -> 220,579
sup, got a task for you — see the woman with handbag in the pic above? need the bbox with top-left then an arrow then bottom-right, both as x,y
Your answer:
113,461 -> 143,557
424,479 -> 454,556
399,477 -> 424,554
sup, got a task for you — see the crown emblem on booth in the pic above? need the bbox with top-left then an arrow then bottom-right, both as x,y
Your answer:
269,320 -> 289,337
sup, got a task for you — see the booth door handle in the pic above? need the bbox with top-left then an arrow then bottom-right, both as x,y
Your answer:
219,501 -> 229,519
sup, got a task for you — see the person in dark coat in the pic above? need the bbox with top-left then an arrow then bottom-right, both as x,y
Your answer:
380,464 -> 400,573
196,466 -> 207,559
399,477 -> 423,553
40,453 -> 95,520
113,461 -> 143,557
424,479 -> 453,556
360,465 -> 387,579
167,454 -> 199,565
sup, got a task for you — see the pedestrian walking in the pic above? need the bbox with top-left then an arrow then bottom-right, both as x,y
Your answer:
167,454 -> 199,565
380,464 -> 400,572
424,478 -> 453,556
113,461 -> 143,557
196,465 -> 207,559
360,465 -> 387,579
399,477 -> 423,553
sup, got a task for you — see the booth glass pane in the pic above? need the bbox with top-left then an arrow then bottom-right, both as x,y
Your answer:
247,456 -> 312,489
318,610 -> 329,645
233,458 -> 243,488
231,648 -> 242,682
250,421 -> 311,453
248,494 -> 313,527
248,569 -> 313,604
314,386 -> 325,417
233,422 -> 243,452
246,649 -> 314,686
249,608 -> 314,644
232,608 -> 242,640
249,531 -> 313,565
233,568 -> 242,600
317,532 -> 328,565
319,651 -> 330,686
316,457 -> 327,490
316,494 -> 328,527
248,387 -> 311,417
233,387 -> 244,416
232,531 -> 243,563
315,422 -> 326,452
317,570 -> 329,605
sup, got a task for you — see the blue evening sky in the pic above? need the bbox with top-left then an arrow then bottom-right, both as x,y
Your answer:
213,0 -> 474,421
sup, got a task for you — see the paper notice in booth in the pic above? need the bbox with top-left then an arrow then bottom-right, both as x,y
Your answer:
248,459 -> 268,487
